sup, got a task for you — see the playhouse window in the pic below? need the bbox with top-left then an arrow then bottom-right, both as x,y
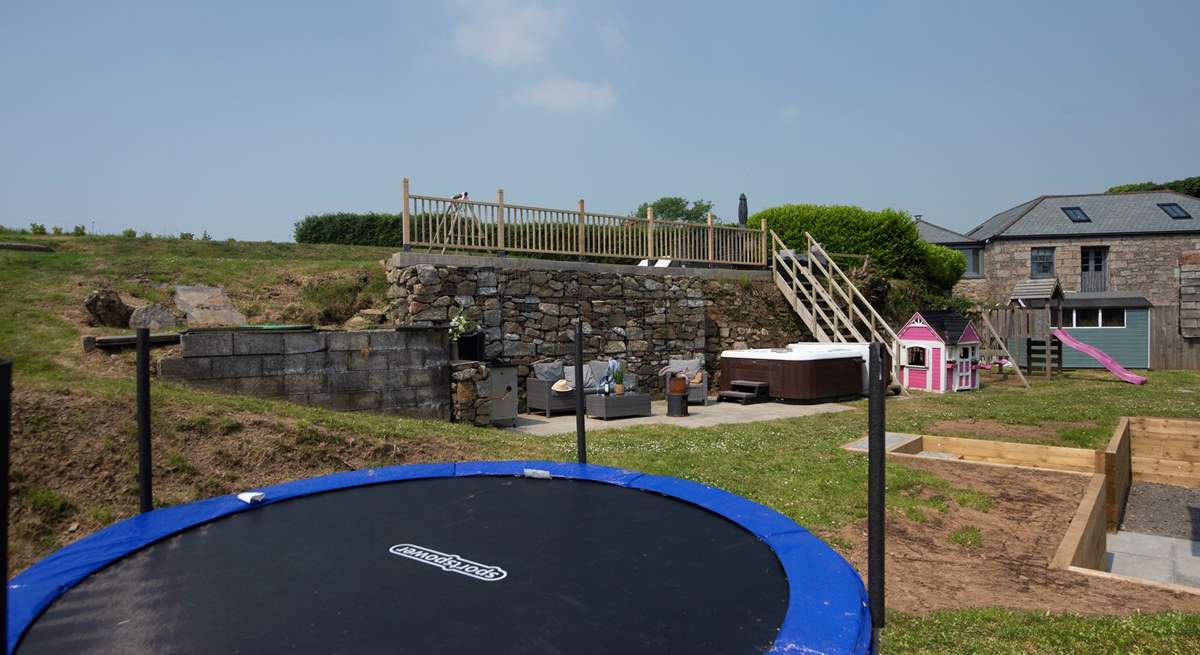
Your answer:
960,346 -> 972,359
906,347 -> 926,367
1031,247 -> 1056,278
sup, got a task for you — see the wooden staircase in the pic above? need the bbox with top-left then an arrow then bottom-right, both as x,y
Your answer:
769,231 -> 903,386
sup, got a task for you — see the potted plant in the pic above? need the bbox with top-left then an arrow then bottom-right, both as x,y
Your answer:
613,364 -> 626,395
449,312 -> 477,361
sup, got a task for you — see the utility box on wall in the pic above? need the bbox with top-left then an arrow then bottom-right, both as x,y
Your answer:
486,365 -> 518,427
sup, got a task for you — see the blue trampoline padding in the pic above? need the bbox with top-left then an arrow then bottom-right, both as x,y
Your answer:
7,461 -> 873,655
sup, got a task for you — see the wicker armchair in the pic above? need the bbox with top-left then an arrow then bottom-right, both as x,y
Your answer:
659,358 -> 708,405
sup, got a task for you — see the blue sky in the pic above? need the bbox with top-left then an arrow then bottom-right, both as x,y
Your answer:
3,1 -> 1198,241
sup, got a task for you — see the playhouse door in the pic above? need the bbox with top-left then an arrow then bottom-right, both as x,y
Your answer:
955,347 -> 974,390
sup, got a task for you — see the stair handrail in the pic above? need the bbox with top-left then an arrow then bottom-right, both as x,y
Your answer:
802,232 -> 901,348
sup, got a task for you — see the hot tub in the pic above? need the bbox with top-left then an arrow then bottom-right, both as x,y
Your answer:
718,344 -> 869,401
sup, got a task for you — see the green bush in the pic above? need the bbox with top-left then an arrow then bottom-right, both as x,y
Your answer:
293,213 -> 404,246
72,225 -> 86,236
1108,175 -> 1199,198
121,228 -> 137,238
30,223 -> 47,235
921,241 -> 968,289
179,232 -> 194,241
51,226 -> 63,236
749,204 -> 965,292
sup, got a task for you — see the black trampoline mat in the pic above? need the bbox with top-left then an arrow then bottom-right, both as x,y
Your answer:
18,476 -> 789,654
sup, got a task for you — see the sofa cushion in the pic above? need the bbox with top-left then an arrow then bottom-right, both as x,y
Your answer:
667,358 -> 703,377
561,365 -> 596,391
533,361 -> 564,381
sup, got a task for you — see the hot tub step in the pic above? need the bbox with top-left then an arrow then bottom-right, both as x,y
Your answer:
719,380 -> 769,405
717,390 -> 767,405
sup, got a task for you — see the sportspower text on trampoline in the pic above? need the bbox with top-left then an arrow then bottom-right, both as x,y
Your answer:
389,543 -> 508,581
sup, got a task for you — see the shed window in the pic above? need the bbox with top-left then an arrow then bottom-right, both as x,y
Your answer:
906,346 -> 926,367
1074,308 -> 1100,328
1057,308 -> 1126,328
1062,207 -> 1091,222
1031,247 -> 1056,278
1101,309 -> 1126,328
1159,203 -> 1192,219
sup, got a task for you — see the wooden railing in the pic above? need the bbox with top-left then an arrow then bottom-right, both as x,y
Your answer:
401,178 -> 767,266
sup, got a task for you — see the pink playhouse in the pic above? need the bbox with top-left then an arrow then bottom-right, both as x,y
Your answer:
897,310 -> 981,393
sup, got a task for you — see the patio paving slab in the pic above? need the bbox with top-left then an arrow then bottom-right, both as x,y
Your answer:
506,399 -> 853,437
1105,530 -> 1200,588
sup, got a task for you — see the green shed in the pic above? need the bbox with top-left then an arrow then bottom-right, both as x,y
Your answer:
1010,292 -> 1151,370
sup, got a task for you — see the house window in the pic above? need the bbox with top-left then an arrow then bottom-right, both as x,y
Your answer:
1159,203 -> 1192,219
956,247 -> 983,277
1081,246 -> 1107,292
1062,207 -> 1091,222
906,346 -> 926,367
1031,247 -> 1056,278
959,346 -> 972,359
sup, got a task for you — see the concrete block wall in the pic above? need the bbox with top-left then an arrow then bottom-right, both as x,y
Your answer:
159,327 -> 451,419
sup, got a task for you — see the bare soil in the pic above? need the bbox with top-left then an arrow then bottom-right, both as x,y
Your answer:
7,388 -> 473,574
925,419 -> 1097,443
837,457 -> 1200,614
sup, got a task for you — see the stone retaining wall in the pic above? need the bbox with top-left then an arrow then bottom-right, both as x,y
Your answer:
383,253 -> 806,397
158,327 -> 451,419
451,360 -> 491,426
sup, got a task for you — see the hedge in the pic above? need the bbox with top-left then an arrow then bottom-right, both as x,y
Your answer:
748,204 -> 965,292
294,213 -> 405,246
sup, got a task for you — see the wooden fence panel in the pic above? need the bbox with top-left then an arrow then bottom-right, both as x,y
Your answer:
1150,305 -> 1200,369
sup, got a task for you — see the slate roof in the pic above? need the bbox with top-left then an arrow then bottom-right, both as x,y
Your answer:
916,310 -> 973,343
967,192 -> 1200,240
915,219 -> 978,245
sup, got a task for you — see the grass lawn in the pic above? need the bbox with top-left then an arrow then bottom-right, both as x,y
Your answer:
3,232 -> 1199,654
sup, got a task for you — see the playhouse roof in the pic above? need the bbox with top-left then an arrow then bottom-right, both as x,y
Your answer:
1009,278 -> 1065,304
909,310 -> 975,344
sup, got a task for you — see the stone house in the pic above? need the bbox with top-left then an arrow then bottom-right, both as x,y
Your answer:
920,191 -> 1200,368
921,192 -> 1200,305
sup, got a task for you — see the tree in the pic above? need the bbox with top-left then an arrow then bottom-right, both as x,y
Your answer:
634,197 -> 714,223
1108,176 -> 1200,198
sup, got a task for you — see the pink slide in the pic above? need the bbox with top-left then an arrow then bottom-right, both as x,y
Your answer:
1050,328 -> 1147,385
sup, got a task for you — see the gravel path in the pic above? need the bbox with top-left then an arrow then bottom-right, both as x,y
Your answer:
1120,481 -> 1200,541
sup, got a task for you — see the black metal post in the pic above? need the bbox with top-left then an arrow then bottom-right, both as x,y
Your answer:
2,358 -> 11,645
574,322 -> 586,464
136,328 -> 153,513
867,342 -> 886,650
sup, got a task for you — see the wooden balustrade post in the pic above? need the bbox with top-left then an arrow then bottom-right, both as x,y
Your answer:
577,199 -> 586,259
496,188 -> 506,256
647,206 -> 655,260
760,216 -> 769,266
706,212 -> 715,265
401,177 -> 411,252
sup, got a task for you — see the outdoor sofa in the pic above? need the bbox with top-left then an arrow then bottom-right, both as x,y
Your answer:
526,360 -> 639,417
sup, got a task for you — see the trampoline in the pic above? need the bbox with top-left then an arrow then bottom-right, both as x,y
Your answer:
7,461 -> 871,654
